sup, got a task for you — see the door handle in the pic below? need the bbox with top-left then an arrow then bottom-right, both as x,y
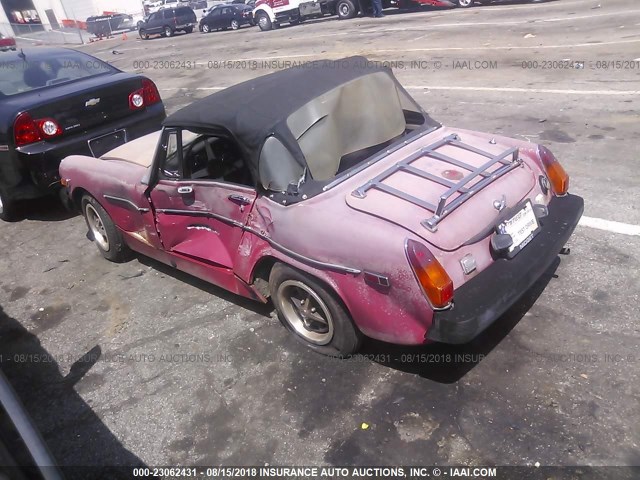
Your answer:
228,194 -> 251,206
177,186 -> 193,194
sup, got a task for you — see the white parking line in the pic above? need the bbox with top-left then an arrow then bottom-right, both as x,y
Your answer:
579,217 -> 640,237
405,86 -> 640,96
377,38 -> 640,53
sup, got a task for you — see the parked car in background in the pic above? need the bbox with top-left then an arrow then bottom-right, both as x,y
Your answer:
86,13 -> 138,37
60,57 -> 583,357
200,4 -> 254,32
253,0 -> 336,31
138,6 -> 197,39
0,48 -> 165,221
190,0 -> 209,9
0,34 -> 16,52
146,0 -> 190,14
232,0 -> 256,7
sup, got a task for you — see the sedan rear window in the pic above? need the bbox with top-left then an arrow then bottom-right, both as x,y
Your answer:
0,53 -> 115,97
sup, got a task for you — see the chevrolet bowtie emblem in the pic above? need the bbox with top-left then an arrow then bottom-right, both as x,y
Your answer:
85,98 -> 101,107
493,194 -> 507,212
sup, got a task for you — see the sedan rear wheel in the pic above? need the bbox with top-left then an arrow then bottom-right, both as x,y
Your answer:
139,29 -> 149,40
82,195 -> 131,263
270,263 -> 362,356
202,23 -> 211,33
457,0 -> 474,7
231,19 -> 240,30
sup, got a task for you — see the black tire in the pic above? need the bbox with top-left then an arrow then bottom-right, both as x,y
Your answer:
0,189 -> 17,222
139,29 -> 149,40
81,195 -> 131,263
185,26 -> 193,33
230,19 -> 240,30
202,23 -> 211,33
164,25 -> 174,37
456,0 -> 474,7
336,0 -> 357,19
269,263 -> 362,357
256,12 -> 272,31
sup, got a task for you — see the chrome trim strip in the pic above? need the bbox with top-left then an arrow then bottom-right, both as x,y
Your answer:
103,194 -> 150,213
156,208 -> 361,275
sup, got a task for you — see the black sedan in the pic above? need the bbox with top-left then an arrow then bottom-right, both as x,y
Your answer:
199,4 -> 254,33
0,48 -> 166,221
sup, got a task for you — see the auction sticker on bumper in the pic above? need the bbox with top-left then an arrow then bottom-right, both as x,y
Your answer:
498,200 -> 540,257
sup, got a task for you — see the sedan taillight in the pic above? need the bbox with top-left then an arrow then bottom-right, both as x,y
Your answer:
129,78 -> 162,110
14,112 -> 62,147
405,239 -> 453,309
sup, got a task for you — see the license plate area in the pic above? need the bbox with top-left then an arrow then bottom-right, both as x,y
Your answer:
496,200 -> 541,258
88,129 -> 127,157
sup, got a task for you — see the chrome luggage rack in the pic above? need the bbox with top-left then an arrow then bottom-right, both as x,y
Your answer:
351,134 -> 521,232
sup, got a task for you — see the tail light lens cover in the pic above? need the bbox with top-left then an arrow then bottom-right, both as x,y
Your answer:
129,78 -> 161,111
537,145 -> 569,196
405,239 -> 454,309
14,112 -> 62,147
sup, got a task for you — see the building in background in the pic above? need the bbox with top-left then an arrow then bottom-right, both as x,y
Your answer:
0,0 -> 144,36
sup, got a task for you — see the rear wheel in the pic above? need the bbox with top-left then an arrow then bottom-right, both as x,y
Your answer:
456,0 -> 474,7
139,29 -> 149,39
231,19 -> 240,30
185,26 -> 193,33
257,12 -> 272,31
202,23 -> 211,33
82,195 -> 131,263
269,263 -> 362,357
0,189 -> 17,222
337,0 -> 357,19
164,25 -> 174,37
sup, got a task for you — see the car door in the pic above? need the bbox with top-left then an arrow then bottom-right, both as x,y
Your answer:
149,128 -> 256,277
146,12 -> 162,33
163,9 -> 177,29
209,8 -> 224,29
220,7 -> 233,28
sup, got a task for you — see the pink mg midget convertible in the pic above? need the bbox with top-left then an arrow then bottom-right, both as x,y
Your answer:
60,57 -> 583,356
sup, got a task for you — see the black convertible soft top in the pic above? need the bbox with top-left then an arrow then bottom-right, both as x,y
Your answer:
164,56 -> 431,191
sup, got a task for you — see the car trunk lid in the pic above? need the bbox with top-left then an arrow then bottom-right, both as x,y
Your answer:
27,75 -> 144,138
345,131 -> 537,251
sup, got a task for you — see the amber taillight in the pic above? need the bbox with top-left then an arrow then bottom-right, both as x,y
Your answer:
538,145 -> 569,196
405,239 -> 454,309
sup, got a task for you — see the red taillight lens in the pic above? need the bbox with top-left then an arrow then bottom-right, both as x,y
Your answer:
405,239 -> 453,309
14,113 -> 62,146
538,145 -> 569,196
14,112 -> 42,146
142,78 -> 161,105
37,118 -> 62,138
129,79 -> 161,111
129,89 -> 145,110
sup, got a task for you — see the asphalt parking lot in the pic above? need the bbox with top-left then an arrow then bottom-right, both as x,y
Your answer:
1,0 -> 639,475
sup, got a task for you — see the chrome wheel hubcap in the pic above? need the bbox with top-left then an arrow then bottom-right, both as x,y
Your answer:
277,280 -> 333,345
259,16 -> 267,28
86,204 -> 109,251
340,4 -> 349,15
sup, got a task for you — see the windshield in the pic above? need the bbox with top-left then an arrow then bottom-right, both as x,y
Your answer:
0,52 -> 115,97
